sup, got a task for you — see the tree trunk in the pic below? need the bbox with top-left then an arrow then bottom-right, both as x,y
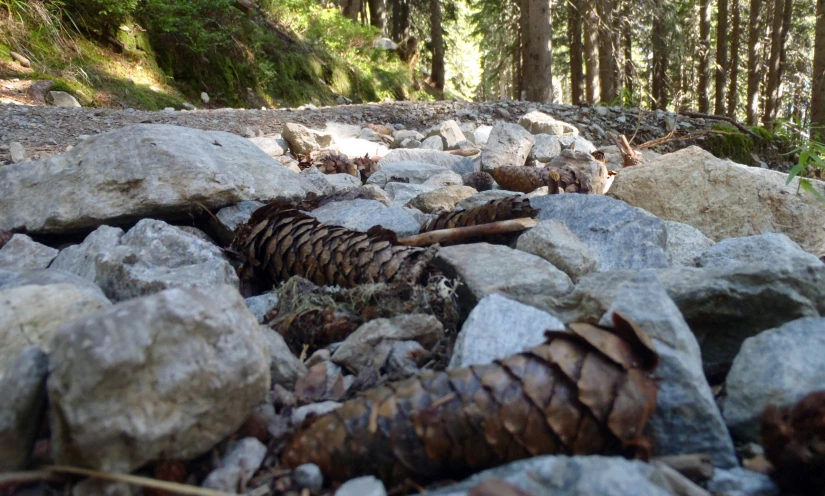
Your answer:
697,0 -> 711,113
523,0 -> 554,102
813,0 -> 825,138
621,0 -> 633,95
728,0 -> 741,117
583,0 -> 600,102
342,0 -> 361,21
746,0 -> 764,125
763,0 -> 793,126
716,0 -> 729,115
651,0 -> 669,109
597,0 -> 618,102
568,0 -> 584,104
367,0 -> 386,32
430,0 -> 445,91
391,0 -> 410,41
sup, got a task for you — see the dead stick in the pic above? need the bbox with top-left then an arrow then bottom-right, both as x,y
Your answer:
651,461 -> 714,496
652,453 -> 715,482
678,111 -> 761,139
398,218 -> 539,246
0,470 -> 64,486
444,148 -> 481,157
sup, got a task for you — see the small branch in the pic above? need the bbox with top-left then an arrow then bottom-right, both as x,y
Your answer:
398,218 -> 538,246
652,454 -> 715,482
43,466 -> 239,496
678,111 -> 761,139
651,461 -> 714,496
444,148 -> 480,157
0,470 -> 63,486
608,131 -> 643,166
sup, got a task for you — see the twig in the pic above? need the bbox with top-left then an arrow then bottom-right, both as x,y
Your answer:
650,461 -> 713,496
0,470 -> 64,486
43,466 -> 239,496
651,454 -> 715,482
444,148 -> 480,157
678,111 -> 761,139
637,129 -> 736,151
397,218 -> 538,246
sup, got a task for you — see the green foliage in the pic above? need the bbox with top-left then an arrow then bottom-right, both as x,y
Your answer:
64,0 -> 138,30
785,139 -> 825,202
703,124 -> 757,165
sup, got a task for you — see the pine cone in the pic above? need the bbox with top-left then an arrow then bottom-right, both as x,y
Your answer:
281,312 -> 659,486
762,390 -> 825,495
317,151 -> 358,176
232,203 -> 435,288
353,154 -> 380,183
489,165 -> 591,194
462,171 -> 495,192
421,196 -> 538,233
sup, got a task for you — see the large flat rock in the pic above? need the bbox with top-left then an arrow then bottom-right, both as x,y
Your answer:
0,124 -> 318,235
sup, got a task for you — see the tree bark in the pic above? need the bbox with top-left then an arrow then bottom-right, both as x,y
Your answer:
621,0 -> 633,95
597,0 -> 618,102
813,0 -> 825,138
728,0 -> 741,117
430,0 -> 445,91
391,0 -> 410,42
342,0 -> 361,21
523,0 -> 554,102
583,0 -> 600,102
715,0 -> 729,115
568,0 -> 584,104
697,0 -> 711,113
763,0 -> 793,126
746,0 -> 764,125
651,0 -> 669,109
367,0 -> 386,32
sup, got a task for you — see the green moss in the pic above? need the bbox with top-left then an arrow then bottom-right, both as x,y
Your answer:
703,123 -> 756,165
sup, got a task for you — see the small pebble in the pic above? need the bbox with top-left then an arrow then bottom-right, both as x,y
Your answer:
293,463 -> 323,494
334,476 -> 386,496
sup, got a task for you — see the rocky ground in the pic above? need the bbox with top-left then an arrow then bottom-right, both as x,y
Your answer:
1,107 -> 824,496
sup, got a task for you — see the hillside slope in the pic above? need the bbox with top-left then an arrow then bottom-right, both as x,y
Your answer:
0,0 -> 426,109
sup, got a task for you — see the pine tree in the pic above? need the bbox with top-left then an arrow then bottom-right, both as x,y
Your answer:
568,0 -> 584,104
747,0 -> 765,124
813,0 -> 825,137
716,0 -> 729,114
697,0 -> 711,112
523,0 -> 554,102
583,0 -> 600,102
431,0 -> 445,90
728,0 -> 741,117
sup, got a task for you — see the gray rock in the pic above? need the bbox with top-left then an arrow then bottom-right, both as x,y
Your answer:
94,219 -> 239,301
202,437 -> 267,492
0,125 -> 318,235
391,130 -> 425,148
248,136 -> 287,157
531,134 -> 562,163
425,456 -> 675,496
9,141 -> 26,163
456,190 -> 523,209
335,476 -> 386,496
546,149 -> 610,194
49,90 -> 81,107
325,173 -> 362,193
282,122 -> 333,154
543,262 -> 825,376
423,170 -> 464,187
309,199 -> 423,236
51,226 -> 125,280
245,292 -> 279,323
516,220 -> 600,282
706,467 -> 779,496
450,294 -> 564,368
262,327 -> 307,389
0,234 -> 58,271
0,283 -> 111,370
210,201 -> 264,246
293,463 -> 324,494
384,182 -> 439,205
378,148 -> 475,175
48,285 -> 271,472
461,171 -> 495,192
332,314 -> 443,374
301,166 -> 335,195
374,37 -> 397,50
434,243 -> 573,315
292,401 -> 342,425
697,232 -> 822,270
407,185 -> 477,213
599,280 -> 738,468
558,135 -> 597,153
480,123 -> 535,172
367,161 -> 451,187
426,120 -> 466,150
530,195 -> 670,271
518,111 -> 579,136
471,125 -> 493,145
0,268 -> 109,301
421,135 -> 445,150
201,92 -> 210,103
385,341 -> 426,380
723,316 -> 825,443
0,347 -> 48,471
664,221 -> 714,267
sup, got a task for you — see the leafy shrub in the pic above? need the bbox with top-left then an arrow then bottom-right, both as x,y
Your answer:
64,0 -> 138,31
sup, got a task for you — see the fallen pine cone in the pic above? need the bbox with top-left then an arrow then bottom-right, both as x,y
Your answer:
420,196 -> 538,234
762,389 -> 825,495
489,165 -> 591,194
281,312 -> 659,486
232,202 -> 435,288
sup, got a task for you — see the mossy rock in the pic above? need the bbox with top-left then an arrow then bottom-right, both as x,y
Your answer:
703,124 -> 757,165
